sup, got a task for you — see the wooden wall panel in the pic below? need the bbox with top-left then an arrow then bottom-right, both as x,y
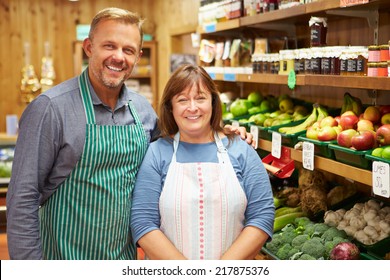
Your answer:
0,0 -> 157,131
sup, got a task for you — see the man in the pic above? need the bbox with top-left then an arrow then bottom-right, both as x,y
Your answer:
6,7 -> 251,260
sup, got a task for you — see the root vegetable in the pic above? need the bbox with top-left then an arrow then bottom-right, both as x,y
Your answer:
330,242 -> 360,260
300,186 -> 327,217
354,230 -> 373,245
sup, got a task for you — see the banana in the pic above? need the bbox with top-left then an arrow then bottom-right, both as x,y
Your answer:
352,95 -> 363,116
278,104 -> 318,135
341,92 -> 362,116
316,105 -> 329,122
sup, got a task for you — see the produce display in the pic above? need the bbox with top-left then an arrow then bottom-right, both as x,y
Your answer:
264,217 -> 354,260
323,199 -> 390,246
0,148 -> 14,178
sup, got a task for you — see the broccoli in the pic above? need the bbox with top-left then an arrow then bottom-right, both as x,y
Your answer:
276,243 -> 293,260
287,247 -> 300,259
303,223 -> 316,237
298,253 -> 316,260
291,234 -> 310,250
312,223 -> 330,237
280,230 -> 297,244
300,238 -> 326,259
265,234 -> 283,254
321,227 -> 348,242
294,217 -> 312,228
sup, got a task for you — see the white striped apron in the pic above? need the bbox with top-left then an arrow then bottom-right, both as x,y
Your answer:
39,69 -> 148,259
159,132 -> 247,259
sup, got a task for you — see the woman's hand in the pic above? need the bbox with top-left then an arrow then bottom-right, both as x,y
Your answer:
224,124 -> 256,148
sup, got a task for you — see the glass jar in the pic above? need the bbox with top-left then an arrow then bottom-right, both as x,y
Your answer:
367,62 -> 378,77
310,47 -> 322,75
356,47 -> 368,76
368,45 -> 380,62
294,49 -> 305,74
303,48 -> 312,74
380,45 -> 389,62
330,46 -> 342,75
377,62 -> 388,77
346,48 -> 359,76
321,47 -> 332,75
309,17 -> 328,47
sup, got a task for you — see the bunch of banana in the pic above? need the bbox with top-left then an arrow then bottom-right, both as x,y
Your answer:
278,104 -> 329,135
341,92 -> 363,116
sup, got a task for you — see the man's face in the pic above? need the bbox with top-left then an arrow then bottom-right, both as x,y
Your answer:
84,19 -> 142,90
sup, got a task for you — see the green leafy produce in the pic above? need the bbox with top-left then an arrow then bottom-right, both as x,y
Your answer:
276,243 -> 293,260
300,238 -> 326,259
321,227 -> 348,242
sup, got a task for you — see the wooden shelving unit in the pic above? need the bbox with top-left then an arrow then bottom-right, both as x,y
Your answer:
198,0 -> 390,193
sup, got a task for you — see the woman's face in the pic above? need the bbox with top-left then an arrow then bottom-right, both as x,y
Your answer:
171,82 -> 213,143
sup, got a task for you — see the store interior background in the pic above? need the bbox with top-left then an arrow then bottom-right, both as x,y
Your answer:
1,0 -> 390,131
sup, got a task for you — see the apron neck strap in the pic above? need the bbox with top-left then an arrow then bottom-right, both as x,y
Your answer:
78,68 -> 96,124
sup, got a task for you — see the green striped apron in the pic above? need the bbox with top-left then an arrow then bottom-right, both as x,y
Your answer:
39,69 -> 148,259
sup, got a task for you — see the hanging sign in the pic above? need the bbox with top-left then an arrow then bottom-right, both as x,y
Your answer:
372,161 -> 390,198
302,141 -> 315,171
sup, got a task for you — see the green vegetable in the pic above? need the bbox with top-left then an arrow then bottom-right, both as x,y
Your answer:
301,238 -> 326,259
298,253 -> 316,260
312,223 -> 330,237
276,243 -> 293,260
321,227 -> 348,242
273,197 -> 286,209
273,212 -> 305,232
265,234 -> 283,254
275,206 -> 302,218
291,234 -> 310,250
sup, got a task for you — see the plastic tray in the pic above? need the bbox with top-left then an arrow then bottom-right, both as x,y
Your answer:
365,153 -> 390,165
268,126 -> 307,147
328,143 -> 373,170
297,136 -> 337,159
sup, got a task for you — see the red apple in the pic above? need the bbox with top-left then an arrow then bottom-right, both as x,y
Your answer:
379,105 -> 390,116
357,119 -> 374,132
341,110 -> 356,117
351,130 -> 376,150
381,113 -> 390,125
376,124 -> 390,146
363,106 -> 381,123
317,126 -> 338,141
339,114 -> 359,130
333,125 -> 342,135
337,129 -> 358,148
320,116 -> 338,128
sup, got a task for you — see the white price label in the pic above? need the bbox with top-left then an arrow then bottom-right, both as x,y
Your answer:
271,132 -> 281,159
372,161 -> 390,198
302,141 -> 314,171
250,125 -> 259,149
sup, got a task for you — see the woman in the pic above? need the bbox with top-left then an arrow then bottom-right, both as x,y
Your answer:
131,64 -> 274,260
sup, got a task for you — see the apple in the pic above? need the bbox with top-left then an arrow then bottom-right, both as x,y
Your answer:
317,126 -> 338,141
363,106 -> 381,123
337,129 -> 358,148
334,116 -> 341,125
230,99 -> 250,117
357,119 -> 374,132
376,124 -> 390,146
320,116 -> 338,128
379,105 -> 390,116
381,146 -> 390,160
371,147 -> 383,158
333,125 -> 342,135
351,130 -> 376,150
279,98 -> 294,112
306,126 -> 319,140
341,110 -> 356,117
381,113 -> 390,125
339,114 -> 359,130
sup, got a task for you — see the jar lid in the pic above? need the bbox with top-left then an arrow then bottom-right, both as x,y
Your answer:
368,45 -> 380,50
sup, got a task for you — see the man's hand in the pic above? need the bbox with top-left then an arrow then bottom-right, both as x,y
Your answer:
224,124 -> 256,148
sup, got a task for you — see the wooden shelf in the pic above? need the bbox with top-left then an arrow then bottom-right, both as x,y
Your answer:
258,139 -> 372,186
210,72 -> 390,90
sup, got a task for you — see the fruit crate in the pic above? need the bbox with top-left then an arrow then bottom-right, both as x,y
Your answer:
365,149 -> 390,165
297,136 -> 337,159
328,144 -> 373,170
267,126 -> 307,147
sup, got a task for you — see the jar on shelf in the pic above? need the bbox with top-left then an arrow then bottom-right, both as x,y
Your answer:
346,47 -> 359,76
368,45 -> 380,62
271,53 -> 280,74
356,46 -> 368,76
339,49 -> 349,76
377,61 -> 388,77
380,44 -> 389,62
367,62 -> 378,77
278,50 -> 294,75
388,60 -> 390,77
309,17 -> 328,47
321,47 -> 332,75
329,46 -> 342,75
303,48 -> 312,74
294,49 -> 305,74
310,47 -> 322,75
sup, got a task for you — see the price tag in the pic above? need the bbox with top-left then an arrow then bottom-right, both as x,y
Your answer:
287,70 -> 296,90
302,141 -> 314,171
203,23 -> 216,33
231,120 -> 240,128
372,161 -> 390,198
250,125 -> 259,149
223,73 -> 236,81
271,132 -> 281,159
